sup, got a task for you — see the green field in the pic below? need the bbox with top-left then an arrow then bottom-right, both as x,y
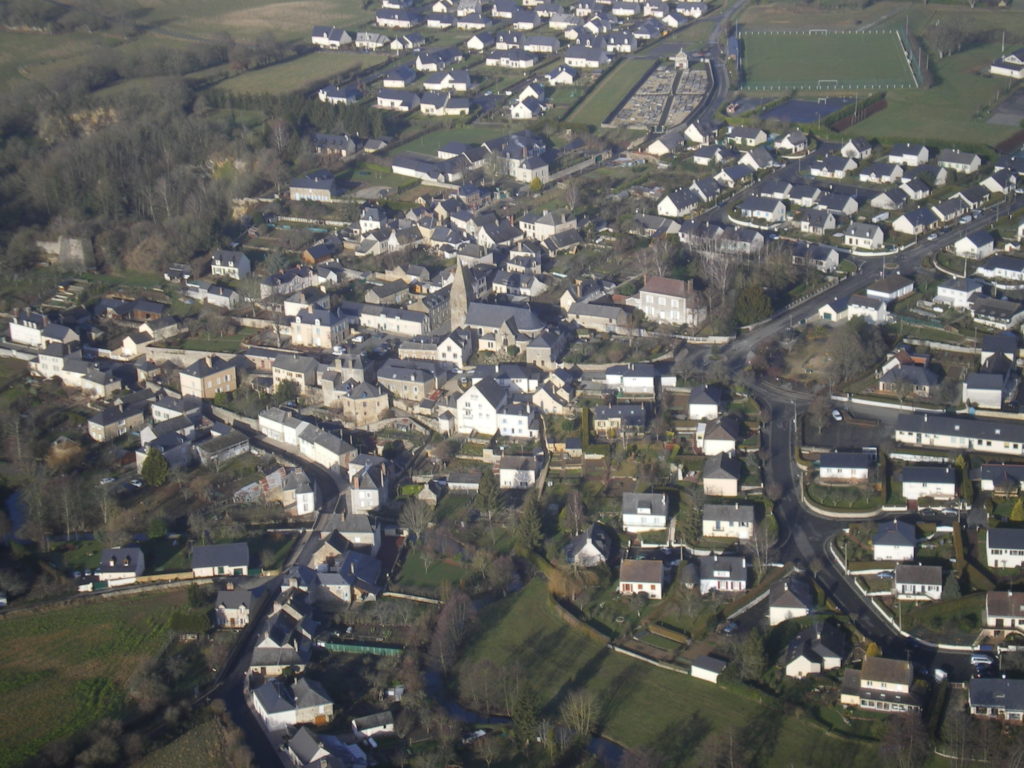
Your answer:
848,41 -> 1018,146
458,580 -> 886,765
215,50 -> 385,95
567,58 -> 654,126
0,590 -> 192,767
394,125 -> 514,156
136,717 -> 233,768
740,29 -> 915,89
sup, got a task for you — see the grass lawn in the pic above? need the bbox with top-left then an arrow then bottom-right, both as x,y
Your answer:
740,29 -> 914,89
392,124 -> 513,157
142,537 -> 192,573
215,50 -> 384,95
394,548 -> 470,594
847,41 -> 1017,146
136,716 -> 232,768
459,580 -> 884,765
0,589 -> 194,767
181,333 -> 253,353
567,58 -> 654,127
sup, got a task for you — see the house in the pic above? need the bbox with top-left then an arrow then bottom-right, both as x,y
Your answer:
333,381 -> 390,427
179,355 -> 238,399
726,126 -> 767,147
896,412 -> 1024,457
859,162 -> 903,185
840,138 -> 873,159
290,170 -> 335,202
192,542 -> 249,577
546,64 -> 577,85
352,711 -> 395,739
798,210 -> 837,237
937,148 -> 982,175
455,378 -> 507,435
698,553 -> 747,594
768,577 -> 815,626
970,295 -> 1024,331
987,527 -> 1024,569
621,492 -> 668,532
691,655 -> 728,684
593,404 -> 646,437
873,520 -> 916,562
698,416 -> 741,456
657,189 -> 701,218
955,231 -> 996,260
197,429 -> 250,468
88,402 -> 147,442
901,465 -> 956,501
892,207 -> 939,236
867,274 -> 914,302
842,223 -> 884,251
784,622 -> 847,678
95,547 -> 145,586
792,242 -> 839,272
684,119 -> 721,146
894,563 -> 943,600
215,585 -> 258,628
311,25 -> 352,48
382,65 -> 417,88
964,371 -> 1008,411
985,591 -> 1024,635
376,88 -> 420,112
210,249 -> 250,280
618,559 -> 663,599
970,678 -> 1024,722
563,45 -> 608,69
776,129 -> 808,156
702,453 -> 742,497
702,502 -> 755,540
566,523 -> 614,567
499,455 -> 537,489
738,196 -> 786,224
976,255 -> 1024,282
991,48 -> 1024,79
809,155 -> 857,180
419,92 -> 470,116
935,277 -> 984,310
633,276 -> 706,326
871,188 -> 908,211
318,550 -> 383,604
888,143 -> 930,167
688,384 -> 727,420
840,656 -> 920,712
647,131 -> 685,157
252,677 -> 334,732
317,85 -> 362,106
604,363 -> 671,396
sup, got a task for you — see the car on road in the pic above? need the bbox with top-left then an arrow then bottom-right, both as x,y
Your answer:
99,477 -> 116,486
926,233 -> 938,241
721,620 -> 739,635
959,215 -> 972,225
127,478 -> 144,490
971,653 -> 995,667
831,408 -> 843,422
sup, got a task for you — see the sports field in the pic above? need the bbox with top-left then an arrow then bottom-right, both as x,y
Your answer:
740,29 -> 916,90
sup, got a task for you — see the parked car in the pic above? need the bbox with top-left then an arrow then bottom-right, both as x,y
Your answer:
831,409 -> 844,422
99,477 -> 116,486
128,478 -> 144,490
926,233 -> 938,241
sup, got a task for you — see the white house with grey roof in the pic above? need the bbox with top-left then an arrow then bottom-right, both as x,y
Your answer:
901,465 -> 956,501
698,553 -> 747,594
895,412 -> 1024,457
873,520 -> 916,562
621,492 -> 668,532
702,502 -> 755,540
987,527 -> 1024,569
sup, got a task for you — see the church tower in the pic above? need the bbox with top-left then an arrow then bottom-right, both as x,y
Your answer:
449,257 -> 472,330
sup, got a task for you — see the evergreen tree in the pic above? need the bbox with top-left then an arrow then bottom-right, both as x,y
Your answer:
141,448 -> 169,488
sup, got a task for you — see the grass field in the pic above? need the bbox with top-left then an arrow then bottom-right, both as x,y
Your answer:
394,125 -> 514,157
848,41 -> 1017,145
567,58 -> 654,126
459,580 -> 886,765
136,716 -> 232,768
215,50 -> 385,95
0,589 -> 191,767
740,29 -> 914,89
393,549 -> 470,594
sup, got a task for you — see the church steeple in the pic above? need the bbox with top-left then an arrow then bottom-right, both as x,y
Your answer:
450,257 -> 472,330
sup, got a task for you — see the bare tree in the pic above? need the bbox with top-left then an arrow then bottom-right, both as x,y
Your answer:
400,497 -> 435,542
750,518 -> 775,581
563,179 -> 579,211
559,689 -> 597,740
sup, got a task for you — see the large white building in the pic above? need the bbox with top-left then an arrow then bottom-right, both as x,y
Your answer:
632,276 -> 706,327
